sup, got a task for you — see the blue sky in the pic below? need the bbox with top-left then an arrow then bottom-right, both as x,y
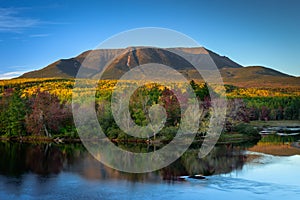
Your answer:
0,0 -> 299,79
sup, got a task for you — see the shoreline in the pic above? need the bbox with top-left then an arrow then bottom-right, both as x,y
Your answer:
250,120 -> 300,127
0,133 -> 260,145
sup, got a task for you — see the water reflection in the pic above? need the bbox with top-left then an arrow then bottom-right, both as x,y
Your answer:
0,143 -> 83,177
25,144 -> 63,175
0,140 -> 259,181
2,139 -> 300,200
248,135 -> 300,156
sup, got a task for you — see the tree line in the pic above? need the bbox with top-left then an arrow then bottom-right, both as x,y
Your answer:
0,79 -> 299,139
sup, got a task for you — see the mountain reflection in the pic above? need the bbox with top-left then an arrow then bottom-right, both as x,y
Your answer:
0,141 -> 258,181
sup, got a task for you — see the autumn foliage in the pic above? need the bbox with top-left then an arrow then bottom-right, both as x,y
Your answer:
0,78 -> 299,138
25,90 -> 71,136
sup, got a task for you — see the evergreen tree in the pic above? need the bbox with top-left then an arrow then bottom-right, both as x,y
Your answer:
0,89 -> 26,136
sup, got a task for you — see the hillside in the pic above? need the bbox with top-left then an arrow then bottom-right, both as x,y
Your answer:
220,66 -> 299,88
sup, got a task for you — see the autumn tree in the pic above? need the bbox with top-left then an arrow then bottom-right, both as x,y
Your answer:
160,88 -> 181,126
260,106 -> 270,121
25,90 -> 71,137
225,98 -> 249,132
190,80 -> 210,100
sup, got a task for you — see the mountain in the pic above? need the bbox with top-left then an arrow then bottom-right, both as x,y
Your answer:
20,47 -> 242,78
19,47 -> 299,87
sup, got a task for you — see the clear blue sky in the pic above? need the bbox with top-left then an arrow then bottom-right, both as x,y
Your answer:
0,0 -> 299,79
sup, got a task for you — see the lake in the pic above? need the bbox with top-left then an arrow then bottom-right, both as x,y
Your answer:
1,136 -> 300,200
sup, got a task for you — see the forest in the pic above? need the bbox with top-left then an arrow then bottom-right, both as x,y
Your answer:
0,78 -> 299,141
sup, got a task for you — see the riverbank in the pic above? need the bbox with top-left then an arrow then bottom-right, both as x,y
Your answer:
0,135 -> 82,143
217,133 -> 260,144
0,132 -> 260,145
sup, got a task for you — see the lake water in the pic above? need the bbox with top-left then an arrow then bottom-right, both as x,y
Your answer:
1,136 -> 300,200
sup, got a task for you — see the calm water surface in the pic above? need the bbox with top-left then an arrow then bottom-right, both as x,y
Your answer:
0,136 -> 300,200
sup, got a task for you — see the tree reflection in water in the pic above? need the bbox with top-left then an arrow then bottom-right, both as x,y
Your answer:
0,140 -> 259,182
25,144 -> 63,175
